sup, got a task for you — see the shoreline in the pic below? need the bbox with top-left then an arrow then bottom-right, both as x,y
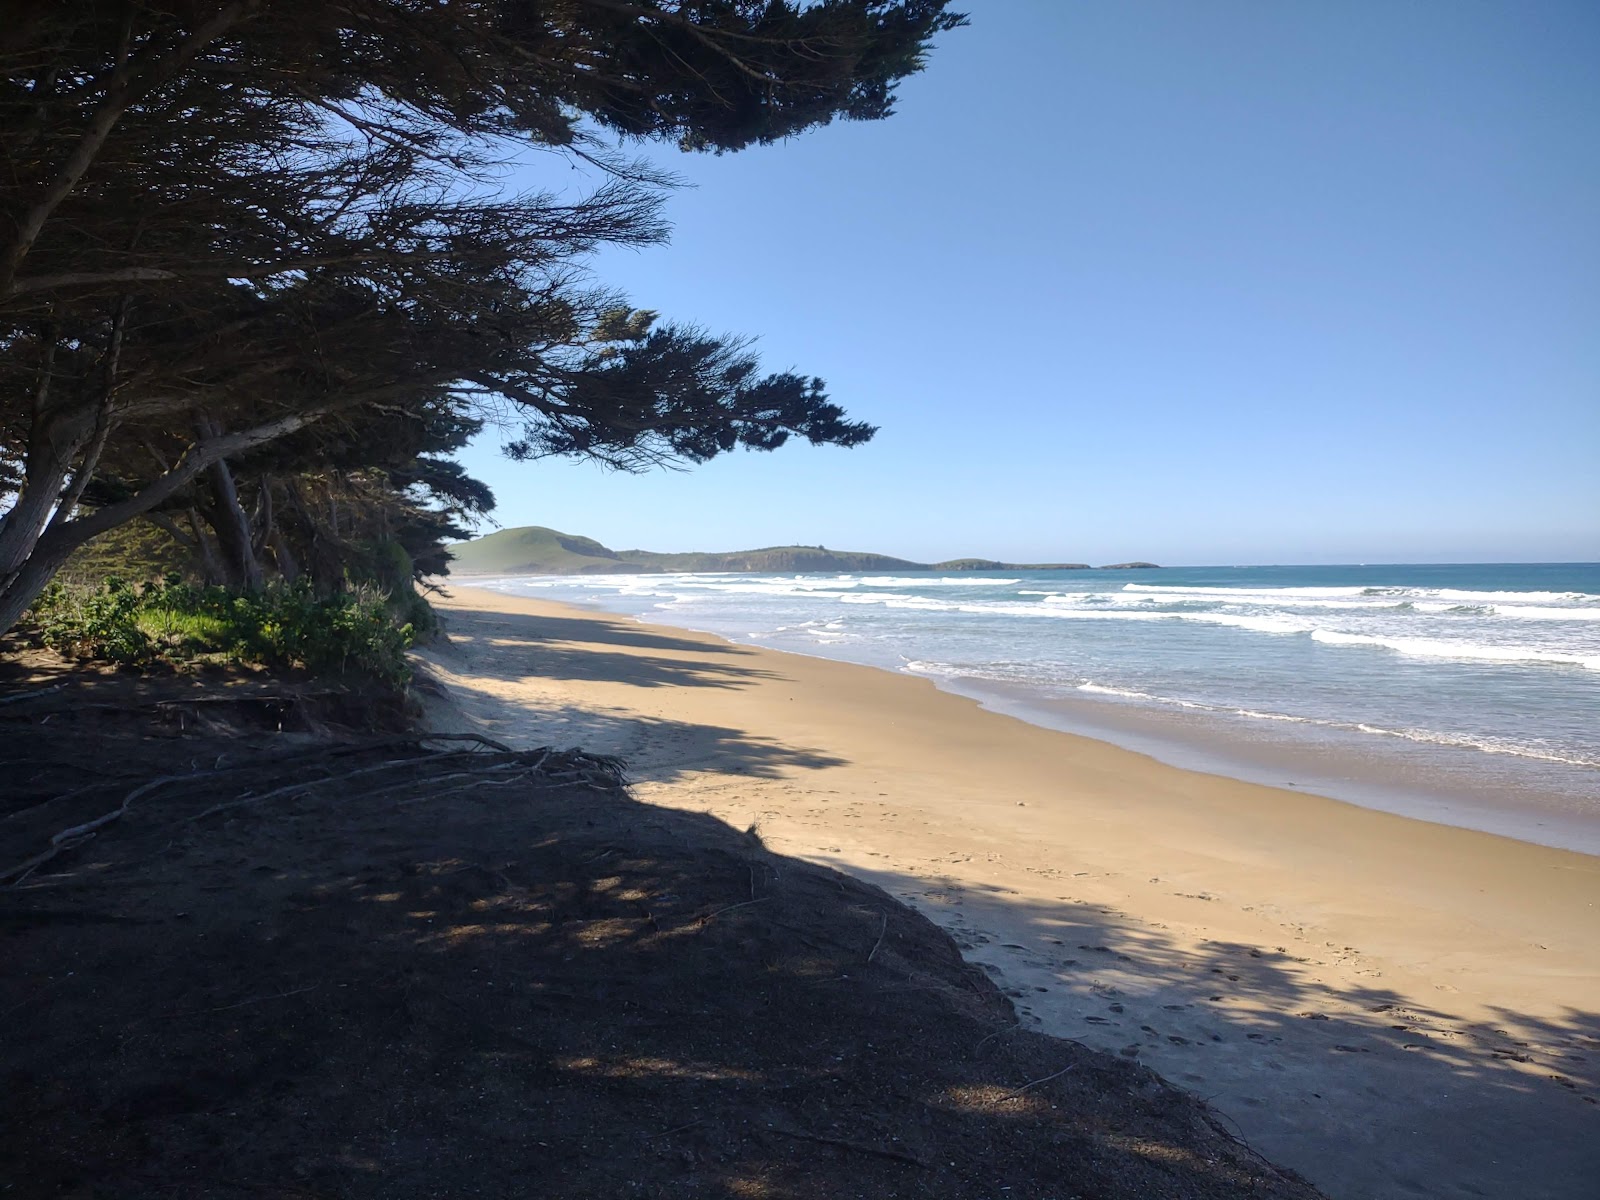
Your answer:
455,572 -> 1600,858
421,585 -> 1600,1199
931,671 -> 1600,856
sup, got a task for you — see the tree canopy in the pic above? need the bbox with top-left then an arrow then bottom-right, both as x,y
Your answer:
0,0 -> 964,630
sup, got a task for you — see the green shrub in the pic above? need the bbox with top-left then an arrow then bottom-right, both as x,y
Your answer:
24,576 -> 415,684
349,538 -> 438,637
30,577 -> 154,665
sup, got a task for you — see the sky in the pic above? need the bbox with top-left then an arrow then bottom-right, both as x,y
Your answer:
455,0 -> 1600,566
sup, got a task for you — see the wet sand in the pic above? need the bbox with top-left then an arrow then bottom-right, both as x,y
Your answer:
418,585 -> 1600,1200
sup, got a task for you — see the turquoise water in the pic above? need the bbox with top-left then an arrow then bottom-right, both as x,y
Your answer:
472,564 -> 1600,853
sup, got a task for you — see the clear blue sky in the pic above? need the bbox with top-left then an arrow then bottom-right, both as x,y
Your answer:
456,0 -> 1599,566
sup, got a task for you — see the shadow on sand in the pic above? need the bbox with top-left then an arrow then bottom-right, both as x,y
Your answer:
418,604 -> 847,781
823,858 -> 1600,1200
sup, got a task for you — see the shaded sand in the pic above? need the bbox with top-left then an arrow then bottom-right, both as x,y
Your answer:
419,585 -> 1600,1200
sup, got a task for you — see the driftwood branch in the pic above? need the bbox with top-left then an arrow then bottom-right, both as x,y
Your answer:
415,732 -> 513,752
0,684 -> 65,706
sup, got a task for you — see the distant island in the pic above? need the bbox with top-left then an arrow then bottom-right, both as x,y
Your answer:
448,526 -> 1158,575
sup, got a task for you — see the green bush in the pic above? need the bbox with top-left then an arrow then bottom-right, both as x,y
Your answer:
350,538 -> 438,637
26,576 -> 415,685
30,577 -> 154,665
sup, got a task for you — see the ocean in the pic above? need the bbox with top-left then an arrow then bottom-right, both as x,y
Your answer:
467,563 -> 1600,854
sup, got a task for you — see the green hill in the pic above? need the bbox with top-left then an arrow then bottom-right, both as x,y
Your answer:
617,545 -> 928,573
446,527 -> 926,575
445,527 -> 642,575
447,527 -> 1116,575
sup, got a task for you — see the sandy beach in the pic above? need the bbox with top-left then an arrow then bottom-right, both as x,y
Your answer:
420,585 -> 1600,1200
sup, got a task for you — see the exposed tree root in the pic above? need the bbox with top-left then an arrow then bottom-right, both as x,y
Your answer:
3,743 -> 624,886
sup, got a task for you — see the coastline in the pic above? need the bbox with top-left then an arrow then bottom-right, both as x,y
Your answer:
921,671 -> 1600,856
458,569 -> 1600,858
421,585 -> 1600,1199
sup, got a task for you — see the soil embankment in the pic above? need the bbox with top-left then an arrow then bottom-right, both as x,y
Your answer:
2,651 -> 1320,1198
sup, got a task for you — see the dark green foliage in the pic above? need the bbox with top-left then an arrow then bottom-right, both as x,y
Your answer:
502,320 -> 875,468
0,0 -> 962,631
491,1 -> 970,153
27,576 -> 416,685
346,538 -> 439,636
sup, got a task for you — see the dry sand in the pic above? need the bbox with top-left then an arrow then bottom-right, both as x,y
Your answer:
418,585 -> 1600,1200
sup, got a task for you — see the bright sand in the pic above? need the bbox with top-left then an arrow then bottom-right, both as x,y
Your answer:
419,586 -> 1600,1200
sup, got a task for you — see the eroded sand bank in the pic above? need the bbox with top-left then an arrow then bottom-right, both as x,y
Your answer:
418,585 -> 1600,1200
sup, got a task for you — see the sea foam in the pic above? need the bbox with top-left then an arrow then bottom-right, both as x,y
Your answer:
1309,629 -> 1600,670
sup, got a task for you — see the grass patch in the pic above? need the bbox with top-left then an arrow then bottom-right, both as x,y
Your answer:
137,606 -> 233,651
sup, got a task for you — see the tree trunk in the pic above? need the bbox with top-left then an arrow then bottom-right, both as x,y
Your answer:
0,388 -> 365,636
269,527 -> 300,583
197,419 -> 263,591
0,401 -> 97,585
0,453 -> 73,582
0,525 -> 87,633
188,508 -> 226,585
253,475 -> 274,559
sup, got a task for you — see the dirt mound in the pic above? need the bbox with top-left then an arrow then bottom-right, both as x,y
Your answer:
2,678 -> 1322,1199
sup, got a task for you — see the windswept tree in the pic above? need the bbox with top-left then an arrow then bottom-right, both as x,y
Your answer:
0,0 -> 964,631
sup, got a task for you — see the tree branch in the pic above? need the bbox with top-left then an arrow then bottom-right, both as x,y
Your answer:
41,375 -> 446,555
0,0 -> 260,294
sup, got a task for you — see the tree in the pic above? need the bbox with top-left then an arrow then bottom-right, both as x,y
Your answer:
0,0 -> 966,631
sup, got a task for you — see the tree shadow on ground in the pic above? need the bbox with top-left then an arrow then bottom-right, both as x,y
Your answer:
422,690 -> 848,784
441,605 -> 747,660
824,860 -> 1600,1200
445,632 -> 779,689
414,607 -> 845,782
0,759 -> 1324,1200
